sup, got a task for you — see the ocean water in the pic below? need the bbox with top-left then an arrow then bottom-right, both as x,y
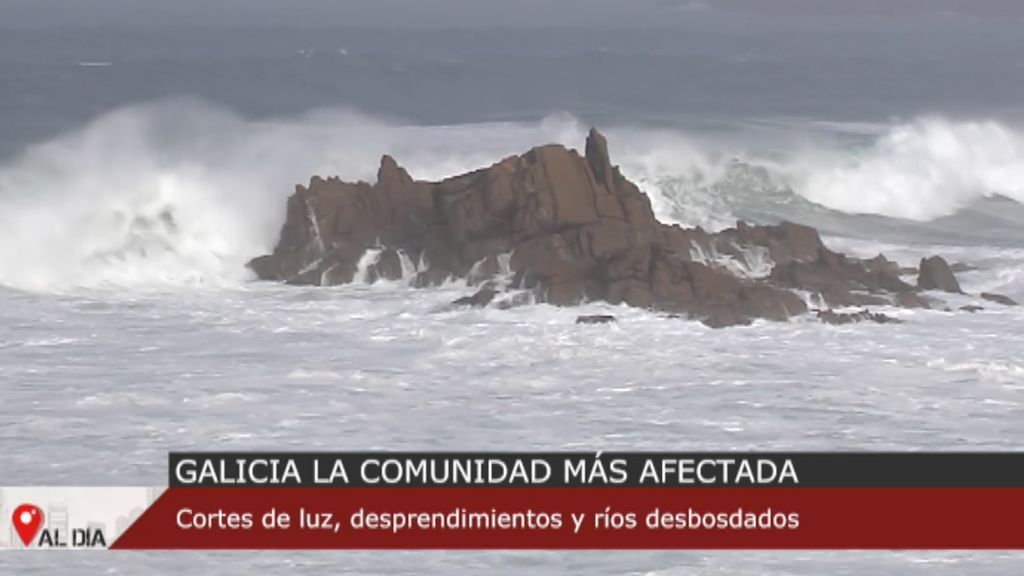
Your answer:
3,12 -> 1024,574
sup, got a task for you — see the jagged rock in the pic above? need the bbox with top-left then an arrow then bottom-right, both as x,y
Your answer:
980,292 -> 1018,306
770,247 -> 916,308
817,309 -> 903,325
918,256 -> 962,293
451,286 -> 497,308
251,129 -> 962,327
576,315 -> 617,325
960,305 -> 984,313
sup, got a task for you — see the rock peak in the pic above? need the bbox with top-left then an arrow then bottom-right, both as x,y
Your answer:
585,128 -> 612,184
377,154 -> 412,187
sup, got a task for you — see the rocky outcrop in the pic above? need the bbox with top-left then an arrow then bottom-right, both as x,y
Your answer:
251,129 -> 976,327
917,256 -> 962,293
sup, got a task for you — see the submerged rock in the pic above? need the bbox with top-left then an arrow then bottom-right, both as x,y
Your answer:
817,309 -> 903,325
251,129 -> 963,327
980,292 -> 1018,306
451,286 -> 497,308
576,314 -> 617,325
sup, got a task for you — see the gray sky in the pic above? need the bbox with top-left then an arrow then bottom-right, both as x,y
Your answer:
5,0 -> 1024,28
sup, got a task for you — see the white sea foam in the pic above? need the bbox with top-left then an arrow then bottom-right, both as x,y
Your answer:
0,101 -> 585,291
790,117 -> 1024,220
1,100 -> 1023,292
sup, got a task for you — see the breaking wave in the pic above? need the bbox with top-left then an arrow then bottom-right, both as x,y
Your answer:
0,99 -> 1022,291
618,117 -> 1024,227
0,100 -> 584,291
792,118 -> 1024,220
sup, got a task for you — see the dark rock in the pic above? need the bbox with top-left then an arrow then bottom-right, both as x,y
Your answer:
248,254 -> 281,281
960,305 -> 984,313
576,314 -> 617,325
452,286 -> 497,308
918,256 -> 962,293
817,309 -> 903,325
874,314 -> 905,324
980,292 -> 1018,306
251,129 -> 963,327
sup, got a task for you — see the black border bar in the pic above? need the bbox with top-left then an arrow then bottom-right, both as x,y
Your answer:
169,452 -> 1024,488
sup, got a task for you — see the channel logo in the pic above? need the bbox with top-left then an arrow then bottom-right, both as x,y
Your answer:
10,501 -> 107,548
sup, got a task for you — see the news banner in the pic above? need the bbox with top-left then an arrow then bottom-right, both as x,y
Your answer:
4,452 -> 1024,550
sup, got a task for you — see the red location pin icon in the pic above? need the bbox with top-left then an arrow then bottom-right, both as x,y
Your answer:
12,504 -> 44,547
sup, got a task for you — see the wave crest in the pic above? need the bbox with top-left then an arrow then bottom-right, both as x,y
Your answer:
791,117 -> 1024,220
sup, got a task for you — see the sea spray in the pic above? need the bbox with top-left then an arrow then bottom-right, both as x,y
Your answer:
2,99 -> 1024,292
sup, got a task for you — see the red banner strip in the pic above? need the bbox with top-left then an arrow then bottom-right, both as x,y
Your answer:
113,487 -> 1024,549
